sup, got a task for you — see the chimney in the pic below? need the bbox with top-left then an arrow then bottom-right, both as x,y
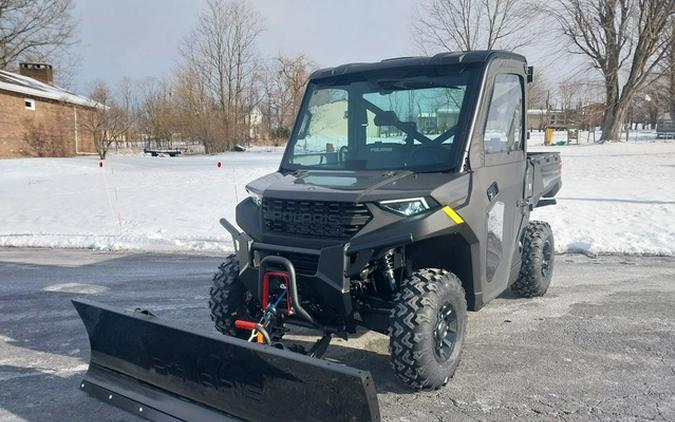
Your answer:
19,63 -> 54,85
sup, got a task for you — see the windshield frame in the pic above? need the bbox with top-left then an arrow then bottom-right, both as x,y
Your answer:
280,64 -> 482,173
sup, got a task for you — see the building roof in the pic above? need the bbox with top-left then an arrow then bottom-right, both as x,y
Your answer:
310,50 -> 526,81
0,69 -> 98,108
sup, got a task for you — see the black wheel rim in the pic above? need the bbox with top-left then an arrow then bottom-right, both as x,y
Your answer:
433,303 -> 458,362
541,240 -> 553,279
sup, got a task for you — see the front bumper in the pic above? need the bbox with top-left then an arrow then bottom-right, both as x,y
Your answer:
221,218 -> 357,330
242,242 -> 355,331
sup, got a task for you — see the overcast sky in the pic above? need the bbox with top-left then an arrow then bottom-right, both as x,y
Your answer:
72,0 -> 581,92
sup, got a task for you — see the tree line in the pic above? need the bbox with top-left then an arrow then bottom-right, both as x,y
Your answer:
1,0 -> 674,154
414,0 -> 674,141
83,1 -> 315,158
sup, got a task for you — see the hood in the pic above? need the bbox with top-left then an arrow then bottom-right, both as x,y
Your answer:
246,170 -> 464,203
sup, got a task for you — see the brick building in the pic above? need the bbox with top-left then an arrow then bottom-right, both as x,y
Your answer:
0,63 -> 98,157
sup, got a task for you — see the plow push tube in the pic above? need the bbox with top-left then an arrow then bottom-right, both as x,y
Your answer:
72,299 -> 380,422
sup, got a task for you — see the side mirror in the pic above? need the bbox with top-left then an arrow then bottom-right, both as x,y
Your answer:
527,66 -> 533,84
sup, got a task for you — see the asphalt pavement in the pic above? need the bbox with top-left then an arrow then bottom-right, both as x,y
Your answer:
0,248 -> 673,421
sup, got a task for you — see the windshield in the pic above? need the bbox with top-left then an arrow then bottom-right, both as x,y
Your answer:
282,70 -> 477,172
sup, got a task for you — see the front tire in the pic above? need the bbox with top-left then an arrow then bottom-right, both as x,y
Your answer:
209,254 -> 261,338
389,268 -> 468,390
511,221 -> 555,297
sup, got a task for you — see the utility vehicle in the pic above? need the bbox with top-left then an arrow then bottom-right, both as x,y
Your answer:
74,50 -> 562,422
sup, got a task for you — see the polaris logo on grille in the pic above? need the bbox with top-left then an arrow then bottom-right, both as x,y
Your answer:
262,199 -> 372,238
263,210 -> 342,226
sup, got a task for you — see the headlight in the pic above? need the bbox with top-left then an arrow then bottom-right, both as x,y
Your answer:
246,188 -> 263,207
378,197 -> 432,216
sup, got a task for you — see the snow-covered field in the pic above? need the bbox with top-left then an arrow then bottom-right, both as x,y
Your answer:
0,151 -> 278,252
529,142 -> 674,256
1,137 -> 673,256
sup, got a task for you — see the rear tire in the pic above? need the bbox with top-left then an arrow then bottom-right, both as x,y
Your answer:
209,254 -> 261,338
388,268 -> 467,390
511,221 -> 555,297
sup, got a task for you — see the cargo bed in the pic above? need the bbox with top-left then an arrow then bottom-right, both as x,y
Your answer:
526,152 -> 562,206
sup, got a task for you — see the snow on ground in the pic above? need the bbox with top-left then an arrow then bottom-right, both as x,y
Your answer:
0,153 -> 276,252
529,143 -> 675,256
1,133 -> 673,256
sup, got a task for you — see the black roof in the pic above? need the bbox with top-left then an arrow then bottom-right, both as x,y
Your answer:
310,50 -> 526,81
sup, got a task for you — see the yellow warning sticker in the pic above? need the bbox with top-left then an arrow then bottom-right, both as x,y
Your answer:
443,206 -> 464,224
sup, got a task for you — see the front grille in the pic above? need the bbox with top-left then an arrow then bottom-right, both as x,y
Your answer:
262,199 -> 372,239
282,252 -> 319,275
256,250 -> 319,275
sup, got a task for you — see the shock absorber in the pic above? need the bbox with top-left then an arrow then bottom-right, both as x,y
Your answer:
381,249 -> 397,293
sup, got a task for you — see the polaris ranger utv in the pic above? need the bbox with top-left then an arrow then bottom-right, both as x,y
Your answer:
73,50 -> 561,422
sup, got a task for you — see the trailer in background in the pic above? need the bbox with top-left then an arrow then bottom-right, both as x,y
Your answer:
143,148 -> 182,157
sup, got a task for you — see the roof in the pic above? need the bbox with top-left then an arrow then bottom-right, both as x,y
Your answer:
310,50 -> 527,81
0,69 -> 99,108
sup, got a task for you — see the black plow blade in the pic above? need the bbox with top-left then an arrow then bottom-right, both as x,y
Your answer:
72,299 -> 380,422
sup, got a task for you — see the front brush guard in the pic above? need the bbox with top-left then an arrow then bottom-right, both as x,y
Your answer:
258,255 -> 318,328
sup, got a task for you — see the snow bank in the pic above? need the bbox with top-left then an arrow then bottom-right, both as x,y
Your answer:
530,140 -> 675,256
1,139 -> 673,256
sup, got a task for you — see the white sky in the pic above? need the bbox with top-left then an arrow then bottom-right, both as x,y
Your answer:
72,0 -> 588,92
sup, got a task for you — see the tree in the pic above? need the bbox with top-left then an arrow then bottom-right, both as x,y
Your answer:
276,55 -> 314,127
173,61 -> 224,152
81,82 -> 130,160
669,23 -> 675,120
412,0 -> 542,52
554,0 -> 675,141
0,0 -> 77,69
116,77 -> 142,146
632,74 -> 669,127
138,79 -> 178,148
178,0 -> 264,152
261,54 -> 315,137
558,79 -> 583,110
527,73 -> 549,109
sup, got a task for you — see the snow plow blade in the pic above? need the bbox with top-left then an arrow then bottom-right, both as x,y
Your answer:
72,299 -> 380,422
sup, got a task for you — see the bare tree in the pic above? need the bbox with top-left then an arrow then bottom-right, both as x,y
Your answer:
277,55 -> 314,124
669,23 -> 675,120
413,0 -> 541,52
116,77 -> 142,145
136,78 -> 179,148
0,0 -> 77,69
173,61 -> 224,152
81,82 -> 130,160
558,79 -> 583,111
179,0 -> 264,152
554,0 -> 675,141
261,54 -> 315,138
632,70 -> 670,127
527,73 -> 549,109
